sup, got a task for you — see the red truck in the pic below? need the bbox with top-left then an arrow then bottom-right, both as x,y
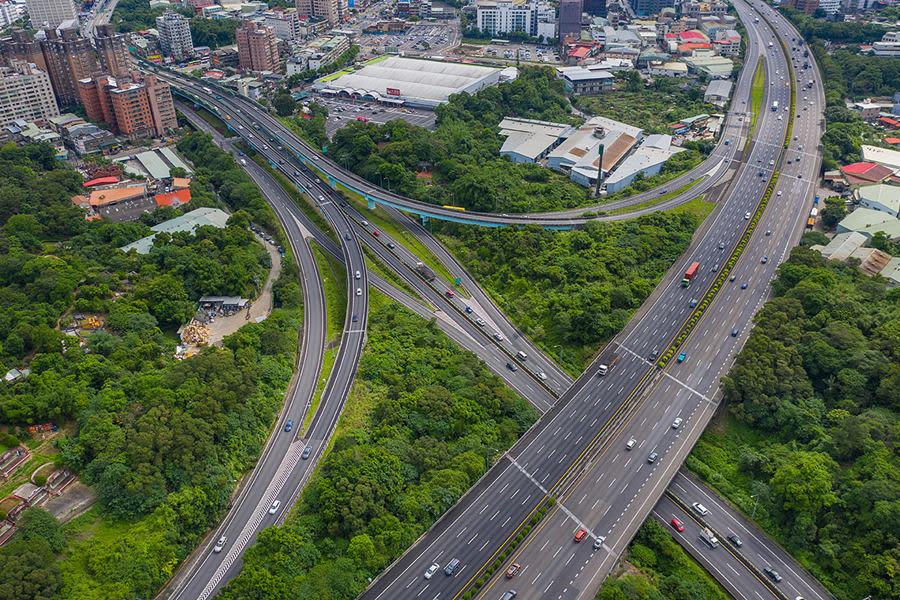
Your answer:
681,262 -> 700,287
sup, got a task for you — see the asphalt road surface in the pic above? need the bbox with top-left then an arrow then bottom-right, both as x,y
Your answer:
360,1 -> 825,598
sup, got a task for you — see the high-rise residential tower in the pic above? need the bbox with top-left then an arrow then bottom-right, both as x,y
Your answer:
156,11 -> 194,61
0,60 -> 59,127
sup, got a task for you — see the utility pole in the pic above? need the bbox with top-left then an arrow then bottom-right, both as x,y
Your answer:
594,143 -> 605,197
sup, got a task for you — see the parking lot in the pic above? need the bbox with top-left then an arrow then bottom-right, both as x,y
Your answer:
359,21 -> 460,56
315,96 -> 437,137
454,42 -> 562,65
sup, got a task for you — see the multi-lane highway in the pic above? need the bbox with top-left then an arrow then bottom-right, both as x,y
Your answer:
149,0 -> 830,596
654,470 -> 833,600
162,113 -> 371,600
360,1 -> 825,597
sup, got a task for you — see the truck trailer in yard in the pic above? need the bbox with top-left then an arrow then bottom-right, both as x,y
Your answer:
681,262 -> 700,287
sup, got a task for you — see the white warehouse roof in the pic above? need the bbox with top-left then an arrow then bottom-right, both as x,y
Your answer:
319,57 -> 502,107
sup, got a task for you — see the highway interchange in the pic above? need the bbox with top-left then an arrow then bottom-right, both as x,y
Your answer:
145,0 -> 832,597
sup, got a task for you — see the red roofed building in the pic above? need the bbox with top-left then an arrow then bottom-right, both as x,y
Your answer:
679,30 -> 708,42
840,161 -> 894,186
678,42 -> 712,54
83,176 -> 120,187
885,137 -> 900,145
879,116 -> 900,130
154,188 -> 191,208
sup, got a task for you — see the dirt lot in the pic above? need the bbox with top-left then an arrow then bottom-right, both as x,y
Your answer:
203,233 -> 283,347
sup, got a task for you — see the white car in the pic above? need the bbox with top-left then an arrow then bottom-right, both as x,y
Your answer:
213,535 -> 227,553
744,212 -> 751,220
424,563 -> 439,579
672,417 -> 683,429
355,270 -> 361,280
269,500 -> 281,514
356,288 -> 362,296
537,371 -> 548,381
691,502 -> 709,516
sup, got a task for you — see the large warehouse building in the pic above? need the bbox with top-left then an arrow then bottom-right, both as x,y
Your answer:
315,56 -> 505,109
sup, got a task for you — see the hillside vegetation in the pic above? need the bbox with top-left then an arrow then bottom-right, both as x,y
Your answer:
688,245 -> 899,599
0,139 -> 302,599
220,294 -> 537,599
437,211 -> 701,373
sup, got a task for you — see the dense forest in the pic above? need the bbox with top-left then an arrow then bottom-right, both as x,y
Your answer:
0,139 -> 303,599
597,520 -> 728,600
437,211 -> 701,372
220,294 -> 537,599
688,245 -> 900,599
328,67 -> 591,213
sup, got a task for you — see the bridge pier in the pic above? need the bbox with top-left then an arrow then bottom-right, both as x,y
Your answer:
365,195 -> 376,210
420,215 -> 429,226
327,175 -> 336,188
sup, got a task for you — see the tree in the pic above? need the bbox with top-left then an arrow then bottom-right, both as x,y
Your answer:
273,93 -> 296,117
16,508 -> 65,553
0,538 -> 63,600
134,274 -> 195,325
820,196 -> 846,228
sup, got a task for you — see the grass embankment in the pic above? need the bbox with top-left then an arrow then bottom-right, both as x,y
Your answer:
749,60 -> 766,134
242,146 -> 338,244
606,179 -> 702,216
311,168 -> 459,288
597,520 -> 730,599
302,242 -> 348,434
668,196 -> 716,221
190,106 -> 234,137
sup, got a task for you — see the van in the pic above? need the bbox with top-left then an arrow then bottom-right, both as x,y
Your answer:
444,558 -> 460,576
516,351 -> 527,361
597,364 -> 608,376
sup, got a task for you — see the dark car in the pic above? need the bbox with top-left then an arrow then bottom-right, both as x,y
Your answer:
284,419 -> 293,432
647,452 -> 658,463
731,328 -> 739,337
727,533 -> 743,547
301,446 -> 312,460
387,242 -> 396,249
764,567 -> 782,583
506,362 -> 518,372
741,282 -> 748,289
344,232 -> 351,241
351,314 -> 359,323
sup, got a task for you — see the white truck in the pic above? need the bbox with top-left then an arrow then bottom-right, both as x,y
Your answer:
771,100 -> 779,112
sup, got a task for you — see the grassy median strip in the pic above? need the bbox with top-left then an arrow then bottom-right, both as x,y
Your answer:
668,195 -> 716,221
750,60 -> 766,135
362,246 -> 429,307
243,147 -> 339,244
303,241 -> 347,434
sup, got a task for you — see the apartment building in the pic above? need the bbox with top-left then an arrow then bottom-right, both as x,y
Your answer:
296,0 -> 339,26
0,28 -> 47,71
0,60 -> 59,127
558,0 -> 582,40
94,24 -> 131,77
236,21 -> 280,72
156,10 -> 194,61
41,26 -> 99,107
265,8 -> 303,41
78,73 -> 177,139
476,0 -> 539,37
25,0 -> 75,28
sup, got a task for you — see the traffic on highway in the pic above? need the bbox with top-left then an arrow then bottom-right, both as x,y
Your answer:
139,0 -> 829,596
